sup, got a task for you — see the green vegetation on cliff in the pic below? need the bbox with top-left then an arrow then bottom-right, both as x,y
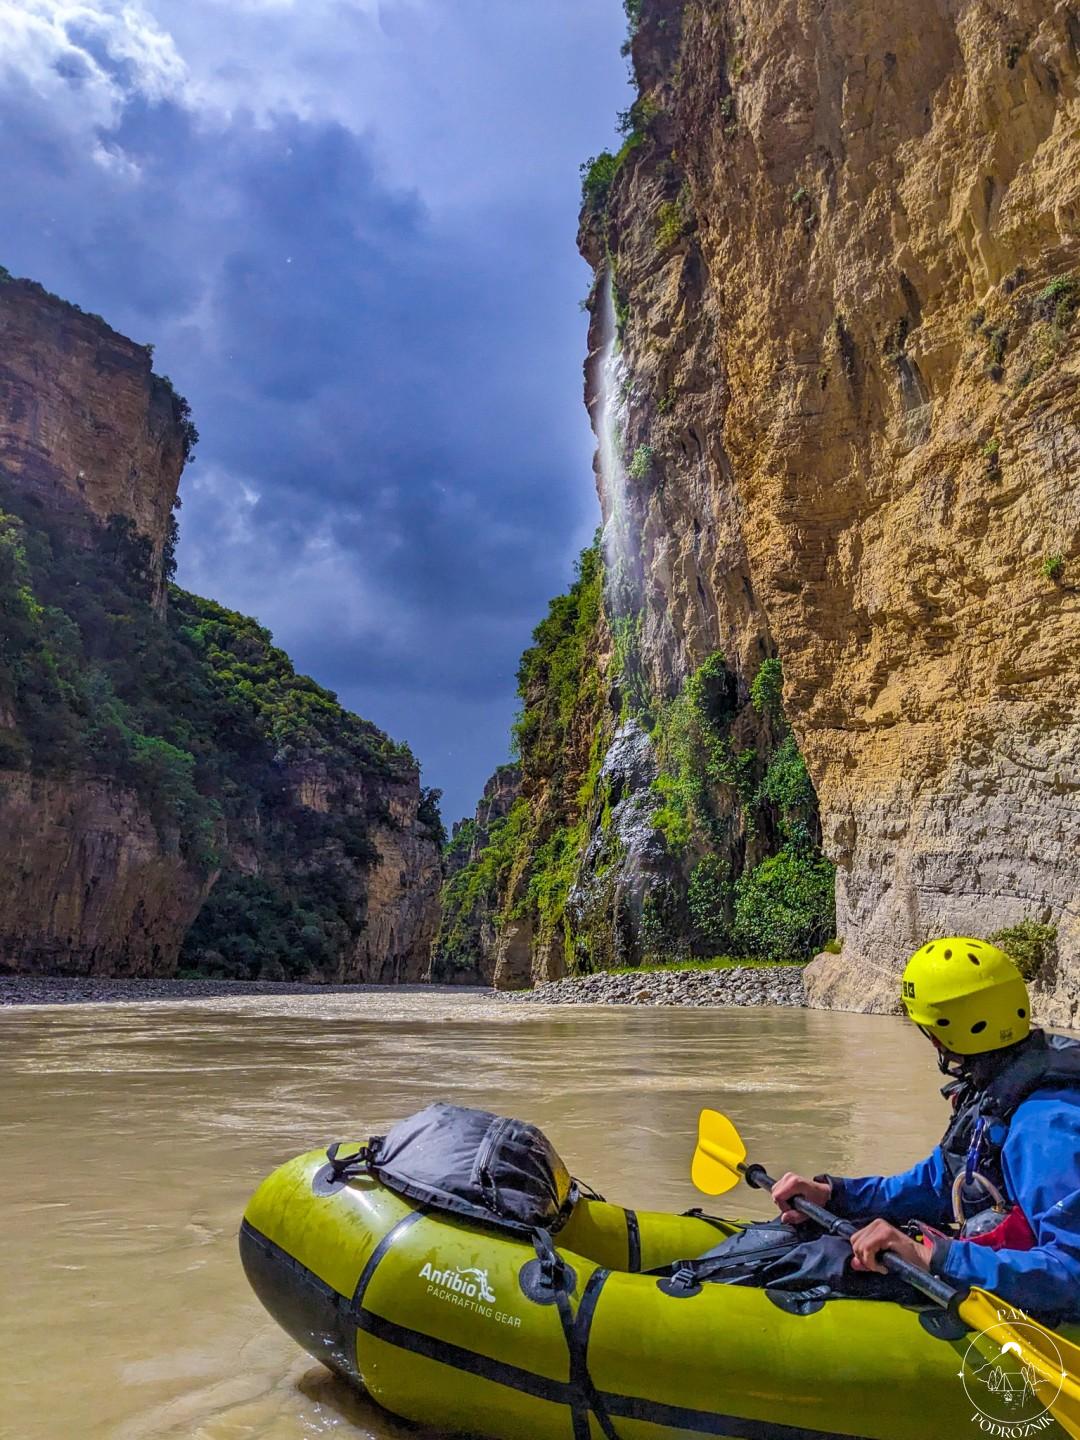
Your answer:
507,545 -> 608,957
437,543 -> 835,982
434,544 -> 607,979
512,545 -> 604,765
0,480 -> 430,979
432,805 -> 526,982
647,651 -> 833,963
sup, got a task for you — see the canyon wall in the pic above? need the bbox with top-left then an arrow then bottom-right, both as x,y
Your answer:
0,771 -> 212,977
0,276 -> 442,980
443,0 -> 1079,1012
591,0 -> 1080,1017
429,764 -> 521,984
0,278 -> 187,607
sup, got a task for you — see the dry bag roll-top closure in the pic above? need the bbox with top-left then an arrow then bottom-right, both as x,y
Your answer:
316,1102 -> 582,1271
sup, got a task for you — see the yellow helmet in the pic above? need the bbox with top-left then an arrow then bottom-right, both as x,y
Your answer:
901,937 -> 1031,1055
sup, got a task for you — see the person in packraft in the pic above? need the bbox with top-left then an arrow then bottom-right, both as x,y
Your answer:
771,937 -> 1080,1317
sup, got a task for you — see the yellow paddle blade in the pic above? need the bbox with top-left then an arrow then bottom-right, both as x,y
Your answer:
958,1289 -> 1080,1440
692,1109 -> 748,1196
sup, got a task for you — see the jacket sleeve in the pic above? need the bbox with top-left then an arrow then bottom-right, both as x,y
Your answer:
824,1147 -> 954,1226
931,1091 -> 1080,1315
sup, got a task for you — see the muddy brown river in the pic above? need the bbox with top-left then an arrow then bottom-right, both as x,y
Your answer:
0,992 -> 947,1439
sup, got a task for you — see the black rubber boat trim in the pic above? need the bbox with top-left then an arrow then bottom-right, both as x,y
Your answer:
240,1219 -> 344,1306
356,1308 -> 572,1405
602,1391 -> 878,1440
623,1209 -> 642,1272
350,1207 -> 429,1312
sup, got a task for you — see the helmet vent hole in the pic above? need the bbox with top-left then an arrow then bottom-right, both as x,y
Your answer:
970,1020 -> 988,1035
1018,1008 -> 1027,1019
944,948 -> 953,959
968,953 -> 981,965
936,1018 -> 951,1027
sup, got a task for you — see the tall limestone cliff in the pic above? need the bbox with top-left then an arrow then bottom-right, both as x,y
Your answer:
0,274 -> 442,981
0,276 -> 190,610
442,0 -> 1079,1012
581,0 -> 1080,1017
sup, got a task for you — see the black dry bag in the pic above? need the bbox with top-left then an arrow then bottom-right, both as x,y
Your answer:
330,1102 -> 580,1236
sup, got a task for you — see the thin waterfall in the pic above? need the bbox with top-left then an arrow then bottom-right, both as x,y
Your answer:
595,271 -> 633,609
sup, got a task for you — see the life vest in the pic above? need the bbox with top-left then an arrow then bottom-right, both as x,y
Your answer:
939,1030 -> 1080,1233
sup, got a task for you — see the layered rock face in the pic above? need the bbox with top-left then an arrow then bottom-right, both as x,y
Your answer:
350,771 -> 444,983
0,772 -> 212,976
0,278 -> 186,604
0,278 -> 442,981
590,0 -> 1080,1015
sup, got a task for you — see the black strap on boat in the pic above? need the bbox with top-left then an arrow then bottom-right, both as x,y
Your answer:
529,1230 -> 621,1440
350,1207 -> 429,1313
313,1142 -> 377,1196
570,1268 -> 621,1440
623,1209 -> 642,1272
656,1261 -> 704,1298
681,1206 -> 734,1233
326,1141 -> 373,1180
574,1177 -> 606,1202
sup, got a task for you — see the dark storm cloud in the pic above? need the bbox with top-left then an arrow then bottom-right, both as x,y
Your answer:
0,2 -> 629,819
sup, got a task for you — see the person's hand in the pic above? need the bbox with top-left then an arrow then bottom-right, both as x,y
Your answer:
770,1172 -> 832,1225
849,1219 -> 930,1274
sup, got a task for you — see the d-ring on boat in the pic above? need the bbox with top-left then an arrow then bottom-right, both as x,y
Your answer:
240,1104 -> 1074,1440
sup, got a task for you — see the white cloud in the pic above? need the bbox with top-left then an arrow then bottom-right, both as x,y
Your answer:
0,0 -> 628,212
91,137 -> 141,176
0,1 -> 188,132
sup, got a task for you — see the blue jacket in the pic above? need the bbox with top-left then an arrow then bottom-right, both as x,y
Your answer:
829,1085 -> 1080,1315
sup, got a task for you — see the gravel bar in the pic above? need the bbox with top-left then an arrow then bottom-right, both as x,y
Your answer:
500,966 -> 807,1007
0,977 -> 486,1007
0,970 -> 807,1009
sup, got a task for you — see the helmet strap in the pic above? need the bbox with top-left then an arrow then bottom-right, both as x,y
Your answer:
938,1050 -> 967,1081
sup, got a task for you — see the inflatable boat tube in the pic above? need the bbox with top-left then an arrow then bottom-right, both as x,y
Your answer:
241,1146 -> 1074,1440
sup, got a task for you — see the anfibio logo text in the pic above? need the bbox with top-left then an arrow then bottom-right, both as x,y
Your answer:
419,1262 -> 522,1327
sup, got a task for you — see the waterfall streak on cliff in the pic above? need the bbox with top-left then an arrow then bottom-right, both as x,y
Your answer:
596,273 -> 632,596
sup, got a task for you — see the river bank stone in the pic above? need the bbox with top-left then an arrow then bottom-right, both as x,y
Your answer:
0,970 -> 807,1009
0,977 -> 483,1007
500,966 -> 807,1008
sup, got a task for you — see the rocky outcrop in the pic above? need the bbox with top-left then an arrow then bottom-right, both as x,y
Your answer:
0,278 -> 443,981
0,772 -> 212,976
0,277 -> 187,604
264,757 -> 441,983
502,963 -> 805,1008
356,777 -> 444,983
477,765 -> 522,843
571,0 -> 1080,1010
452,765 -> 522,876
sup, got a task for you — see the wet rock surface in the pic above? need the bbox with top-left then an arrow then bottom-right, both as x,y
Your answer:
565,719 -> 668,973
501,965 -> 806,1007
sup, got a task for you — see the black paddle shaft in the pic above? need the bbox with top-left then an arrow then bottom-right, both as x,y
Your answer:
742,1162 -> 962,1311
